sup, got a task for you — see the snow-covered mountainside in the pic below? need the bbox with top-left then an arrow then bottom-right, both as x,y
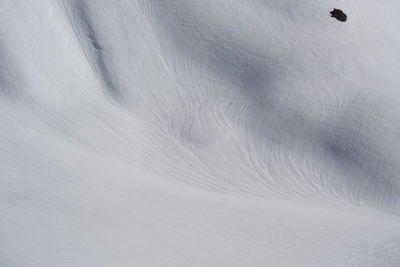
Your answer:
1,0 -> 400,266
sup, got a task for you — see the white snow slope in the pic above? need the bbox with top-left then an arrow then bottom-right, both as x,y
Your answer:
1,0 -> 400,266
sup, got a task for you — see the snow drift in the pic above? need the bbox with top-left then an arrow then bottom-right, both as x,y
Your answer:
1,0 -> 400,266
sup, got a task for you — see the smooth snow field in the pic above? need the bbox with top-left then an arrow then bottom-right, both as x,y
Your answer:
1,0 -> 400,266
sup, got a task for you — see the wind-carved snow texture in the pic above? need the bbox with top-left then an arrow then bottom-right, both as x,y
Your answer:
1,0 -> 400,266
143,0 -> 400,210
145,0 -> 276,97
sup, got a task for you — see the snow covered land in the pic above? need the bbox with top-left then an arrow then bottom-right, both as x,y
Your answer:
1,0 -> 400,266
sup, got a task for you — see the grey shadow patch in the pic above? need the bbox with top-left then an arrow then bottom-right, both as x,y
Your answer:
320,111 -> 400,210
0,43 -> 20,99
143,0 -> 276,99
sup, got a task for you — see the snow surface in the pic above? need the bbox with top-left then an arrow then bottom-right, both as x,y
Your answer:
1,0 -> 400,266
